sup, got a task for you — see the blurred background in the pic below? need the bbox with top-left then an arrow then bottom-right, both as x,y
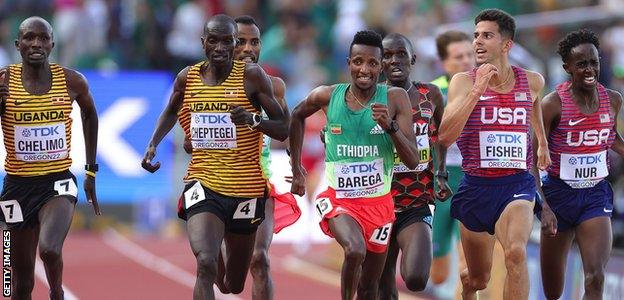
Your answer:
1,0 -> 624,299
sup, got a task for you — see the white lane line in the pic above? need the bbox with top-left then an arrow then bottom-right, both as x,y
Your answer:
34,258 -> 79,300
101,229 -> 241,300
282,255 -> 425,300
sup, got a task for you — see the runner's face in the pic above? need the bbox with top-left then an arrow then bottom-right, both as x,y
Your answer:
16,20 -> 54,66
382,38 -> 414,85
348,44 -> 382,91
565,43 -> 600,90
443,41 -> 475,76
201,22 -> 237,66
473,21 -> 510,65
234,23 -> 261,63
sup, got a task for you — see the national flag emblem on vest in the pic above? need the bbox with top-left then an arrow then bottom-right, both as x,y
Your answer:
330,124 -> 342,135
420,108 -> 433,119
515,92 -> 529,101
600,113 -> 610,123
225,88 -> 238,97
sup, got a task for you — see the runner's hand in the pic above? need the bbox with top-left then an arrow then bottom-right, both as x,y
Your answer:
536,144 -> 551,171
540,206 -> 557,237
84,176 -> 101,215
371,103 -> 391,130
290,166 -> 307,196
229,104 -> 253,125
141,144 -> 161,173
435,176 -> 453,201
473,63 -> 498,95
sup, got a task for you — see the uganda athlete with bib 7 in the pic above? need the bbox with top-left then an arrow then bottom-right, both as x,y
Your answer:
289,30 -> 420,300
0,17 -> 100,299
141,15 -> 287,300
438,9 -> 550,300
535,29 -> 624,300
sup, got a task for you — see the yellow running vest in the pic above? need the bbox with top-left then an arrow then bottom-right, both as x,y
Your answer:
2,63 -> 73,176
178,61 -> 266,198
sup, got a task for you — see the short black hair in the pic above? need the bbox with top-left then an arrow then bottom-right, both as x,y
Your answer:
475,9 -> 516,41
557,29 -> 600,62
383,33 -> 414,54
234,15 -> 258,27
349,30 -> 383,57
436,30 -> 471,60
203,14 -> 237,36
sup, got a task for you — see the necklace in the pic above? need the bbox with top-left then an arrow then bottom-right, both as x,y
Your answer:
489,68 -> 513,90
349,86 -> 374,109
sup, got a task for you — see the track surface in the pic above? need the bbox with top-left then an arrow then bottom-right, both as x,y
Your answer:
19,230 -> 430,300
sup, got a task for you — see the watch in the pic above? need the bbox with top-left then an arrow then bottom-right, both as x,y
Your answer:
435,170 -> 448,179
250,113 -> 262,129
384,120 -> 399,134
85,164 -> 99,172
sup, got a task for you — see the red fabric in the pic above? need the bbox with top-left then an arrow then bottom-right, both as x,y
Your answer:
269,182 -> 302,234
316,188 -> 395,253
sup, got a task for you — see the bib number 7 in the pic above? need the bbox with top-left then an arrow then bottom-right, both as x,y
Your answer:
0,200 -> 24,223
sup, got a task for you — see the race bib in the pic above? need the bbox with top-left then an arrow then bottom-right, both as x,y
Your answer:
14,123 -> 68,162
54,179 -> 78,197
334,159 -> 385,198
314,197 -> 333,218
479,131 -> 527,169
560,151 -> 608,188
190,113 -> 237,149
233,198 -> 257,219
184,181 -> 206,209
394,134 -> 430,173
369,223 -> 392,245
0,200 -> 23,223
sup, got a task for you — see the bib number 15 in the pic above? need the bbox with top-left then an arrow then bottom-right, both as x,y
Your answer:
369,223 -> 392,245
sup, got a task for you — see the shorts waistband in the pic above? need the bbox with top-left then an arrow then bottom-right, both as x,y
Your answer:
327,187 -> 392,206
544,175 -> 606,190
463,171 -> 533,186
5,170 -> 73,184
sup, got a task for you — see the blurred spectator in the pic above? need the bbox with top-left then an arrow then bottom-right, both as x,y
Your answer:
166,0 -> 210,71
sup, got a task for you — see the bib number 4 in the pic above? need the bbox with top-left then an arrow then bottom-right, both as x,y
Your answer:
233,198 -> 257,219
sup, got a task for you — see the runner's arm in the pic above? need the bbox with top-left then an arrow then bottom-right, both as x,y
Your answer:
430,85 -> 452,200
241,64 -> 287,141
431,84 -> 447,174
528,71 -> 550,170
289,86 -> 332,195
531,91 -> 560,236
141,67 -> 188,172
66,68 -> 100,215
385,87 -> 419,169
437,73 -> 481,148
608,89 -> 624,157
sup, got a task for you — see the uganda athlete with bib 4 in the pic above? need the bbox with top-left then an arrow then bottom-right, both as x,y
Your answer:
376,33 -> 451,298
438,9 -> 550,300
0,17 -> 100,299
141,15 -> 287,300
289,31 -> 420,300
535,29 -> 624,300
